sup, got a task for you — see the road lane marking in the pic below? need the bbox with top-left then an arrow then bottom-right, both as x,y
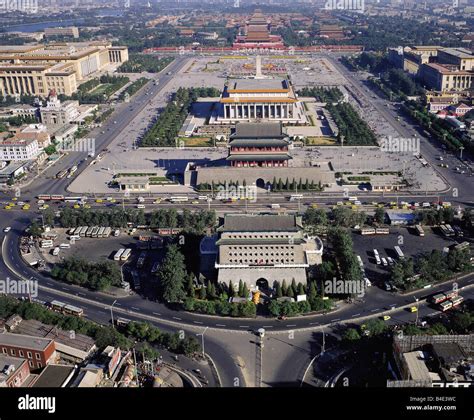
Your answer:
153,312 -> 161,316
239,325 -> 249,328
351,313 -> 361,317
371,308 -> 380,312
286,324 -> 297,327
330,319 -> 340,323
193,321 -> 203,325
215,324 -> 226,327
131,307 -> 140,311
173,317 -> 182,321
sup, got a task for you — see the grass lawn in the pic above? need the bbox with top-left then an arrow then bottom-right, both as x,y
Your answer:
90,84 -> 113,95
306,136 -> 336,146
178,137 -> 213,147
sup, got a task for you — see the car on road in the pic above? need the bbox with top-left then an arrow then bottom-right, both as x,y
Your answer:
409,306 -> 418,313
382,315 -> 391,321
3,227 -> 11,233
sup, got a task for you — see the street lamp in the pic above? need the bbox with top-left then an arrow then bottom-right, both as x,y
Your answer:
110,299 -> 117,329
196,326 -> 208,359
414,296 -> 419,326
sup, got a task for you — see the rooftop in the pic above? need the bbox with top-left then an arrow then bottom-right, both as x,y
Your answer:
228,78 -> 289,92
232,122 -> 285,139
32,364 -> 75,388
403,351 -> 432,382
0,332 -> 53,351
219,214 -> 301,232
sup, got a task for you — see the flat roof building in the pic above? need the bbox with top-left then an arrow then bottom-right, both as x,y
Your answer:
213,214 -> 323,289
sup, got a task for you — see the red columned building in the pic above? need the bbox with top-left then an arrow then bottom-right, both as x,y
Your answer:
227,122 -> 292,168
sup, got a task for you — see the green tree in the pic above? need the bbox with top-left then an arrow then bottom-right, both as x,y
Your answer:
374,207 -> 385,224
343,328 -> 361,342
158,244 -> 187,303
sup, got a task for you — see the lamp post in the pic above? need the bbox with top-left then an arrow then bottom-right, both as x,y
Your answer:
110,299 -> 117,329
196,326 -> 208,359
414,296 -> 419,326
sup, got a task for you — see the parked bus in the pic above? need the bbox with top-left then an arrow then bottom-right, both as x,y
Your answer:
121,248 -> 132,261
454,241 -> 470,252
103,227 -> 112,238
445,224 -> 455,236
375,227 -> 390,235
86,227 -> 94,237
450,295 -> 464,307
394,246 -> 404,259
73,227 -> 82,236
440,225 -> 454,237
373,249 -> 381,265
56,170 -> 68,179
439,300 -> 453,312
91,227 -> 100,238
415,224 -> 425,237
79,226 -> 88,237
97,227 -> 105,238
114,249 -> 125,261
430,293 -> 448,305
360,227 -> 376,235
40,240 -> 53,248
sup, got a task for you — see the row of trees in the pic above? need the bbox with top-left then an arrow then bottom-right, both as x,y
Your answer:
326,102 -> 378,146
328,227 -> 363,283
57,208 -> 216,234
119,77 -> 149,100
298,86 -> 343,103
71,75 -> 130,104
0,296 -> 200,356
140,87 -> 220,147
415,208 -> 454,226
391,248 -> 472,291
118,54 -> 174,73
50,258 -> 122,291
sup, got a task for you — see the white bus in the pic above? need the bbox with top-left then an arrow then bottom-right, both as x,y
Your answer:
169,196 -> 189,203
79,227 -> 88,237
40,240 -> 53,248
91,227 -> 100,238
360,227 -> 376,235
415,224 -> 425,236
114,249 -> 125,261
59,243 -> 70,249
394,246 -> 404,259
289,194 -> 303,201
375,227 -> 390,235
121,248 -> 132,261
103,227 -> 112,238
97,227 -> 105,238
373,249 -> 381,265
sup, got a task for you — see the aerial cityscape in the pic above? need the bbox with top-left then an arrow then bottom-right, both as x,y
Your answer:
0,0 -> 473,415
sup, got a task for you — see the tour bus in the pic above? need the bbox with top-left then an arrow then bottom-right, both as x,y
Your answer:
116,317 -> 131,327
79,226 -> 89,237
56,170 -> 68,179
37,195 -> 51,201
360,227 -> 376,235
289,194 -> 303,201
40,240 -> 53,248
169,196 -> 189,203
375,227 -> 390,235
97,227 -> 105,238
198,195 -> 208,201
373,249 -> 381,265
394,246 -> 404,260
85,227 -> 94,237
450,295 -> 464,308
73,227 -> 82,236
69,235 -> 80,242
51,195 -> 65,201
415,224 -> 425,237
91,227 -> 100,238
64,196 -> 82,203
114,249 -> 125,261
103,227 -> 112,238
49,300 -> 84,317
59,243 -> 70,249
430,293 -> 448,305
121,248 -> 132,261
439,300 -> 453,312
444,224 -> 455,236
454,242 -> 470,252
